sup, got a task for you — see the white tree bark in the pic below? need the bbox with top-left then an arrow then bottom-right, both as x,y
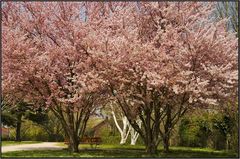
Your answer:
130,119 -> 142,145
111,110 -> 131,144
111,103 -> 141,145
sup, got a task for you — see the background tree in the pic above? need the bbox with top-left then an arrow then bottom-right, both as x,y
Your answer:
25,110 -> 64,142
105,100 -> 141,145
1,96 -> 38,141
110,101 -> 131,145
215,1 -> 238,36
1,97 -> 16,127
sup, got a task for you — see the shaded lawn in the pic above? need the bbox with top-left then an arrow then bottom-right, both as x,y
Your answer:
2,141 -> 42,146
2,144 -> 238,158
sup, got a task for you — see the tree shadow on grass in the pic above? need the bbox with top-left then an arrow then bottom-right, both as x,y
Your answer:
159,149 -> 238,158
2,148 -> 238,158
76,148 -> 237,158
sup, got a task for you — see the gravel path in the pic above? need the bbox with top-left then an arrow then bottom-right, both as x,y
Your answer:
2,142 -> 64,153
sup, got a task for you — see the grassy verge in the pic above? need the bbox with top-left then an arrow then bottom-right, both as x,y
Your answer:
2,141 -> 42,146
2,144 -> 238,158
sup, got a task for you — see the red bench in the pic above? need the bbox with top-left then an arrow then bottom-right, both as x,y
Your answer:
64,137 -> 102,149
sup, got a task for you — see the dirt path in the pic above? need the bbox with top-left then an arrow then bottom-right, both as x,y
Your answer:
2,142 -> 64,153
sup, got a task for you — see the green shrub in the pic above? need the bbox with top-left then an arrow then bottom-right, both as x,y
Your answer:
178,114 -> 212,148
20,121 -> 48,141
8,120 -> 63,142
178,111 -> 238,152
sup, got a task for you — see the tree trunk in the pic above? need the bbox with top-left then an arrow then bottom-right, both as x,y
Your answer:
15,114 -> 22,141
130,119 -> 141,145
163,134 -> 170,153
163,104 -> 171,153
111,110 -> 130,145
130,133 -> 138,145
120,135 -> 127,144
145,141 -> 158,155
71,141 -> 79,153
130,128 -> 139,145
68,135 -> 79,152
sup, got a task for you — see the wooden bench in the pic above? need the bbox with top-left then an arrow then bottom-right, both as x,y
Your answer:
64,137 -> 102,149
80,137 -> 102,148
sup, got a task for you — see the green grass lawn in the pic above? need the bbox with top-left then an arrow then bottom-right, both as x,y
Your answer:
2,143 -> 238,158
2,141 -> 42,146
